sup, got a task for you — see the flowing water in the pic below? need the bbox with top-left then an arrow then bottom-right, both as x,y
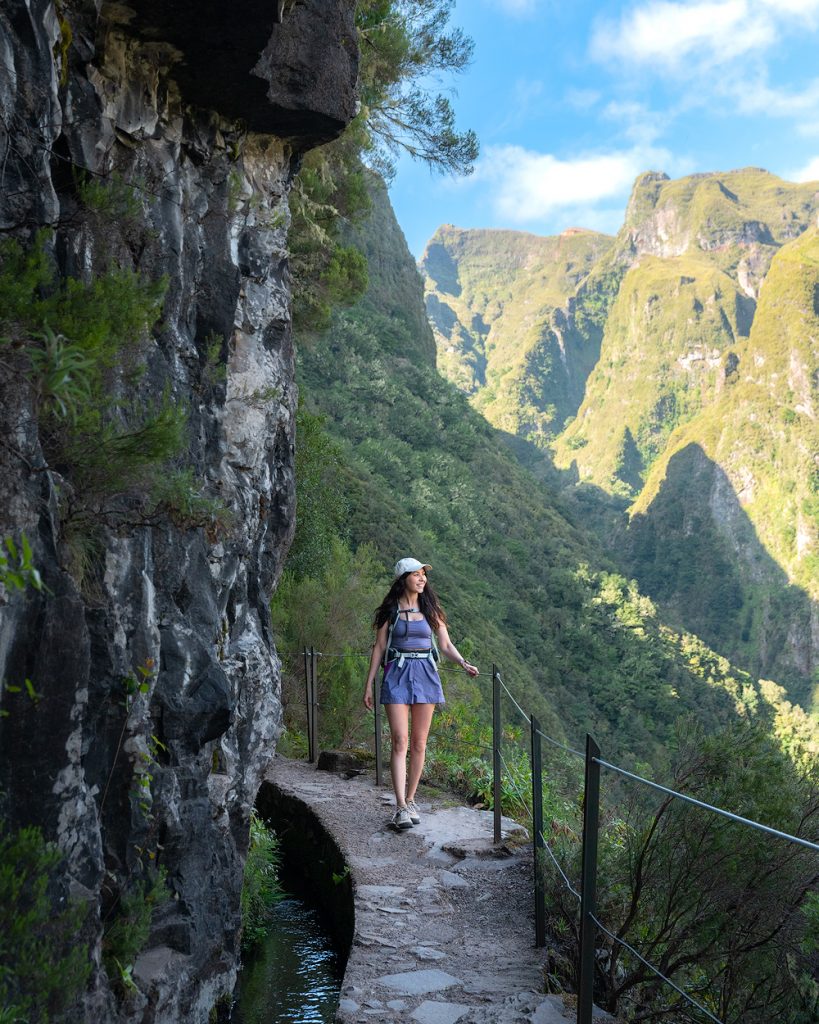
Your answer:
232,893 -> 341,1024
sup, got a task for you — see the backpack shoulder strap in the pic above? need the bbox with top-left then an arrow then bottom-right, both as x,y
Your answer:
430,619 -> 440,663
383,605 -> 400,667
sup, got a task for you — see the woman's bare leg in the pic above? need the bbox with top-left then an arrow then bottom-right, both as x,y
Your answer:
406,702 -> 435,802
385,703 -> 410,806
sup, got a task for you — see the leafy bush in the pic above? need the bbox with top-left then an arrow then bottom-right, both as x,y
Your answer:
240,812 -> 283,953
541,723 -> 819,1023
0,233 -> 229,563
149,468 -> 233,533
0,825 -> 91,1022
272,536 -> 383,752
0,235 -> 173,496
101,867 -> 169,995
76,171 -> 142,223
0,534 -> 44,593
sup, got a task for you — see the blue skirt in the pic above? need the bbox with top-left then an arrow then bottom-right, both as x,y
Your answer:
380,657 -> 445,705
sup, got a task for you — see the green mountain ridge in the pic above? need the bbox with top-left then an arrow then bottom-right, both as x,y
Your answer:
422,224 -> 614,443
294,175 -> 818,769
422,167 -> 819,711
555,168 -> 818,486
623,227 -> 819,707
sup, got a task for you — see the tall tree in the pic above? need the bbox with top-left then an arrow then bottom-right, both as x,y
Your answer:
357,0 -> 478,179
289,0 -> 478,329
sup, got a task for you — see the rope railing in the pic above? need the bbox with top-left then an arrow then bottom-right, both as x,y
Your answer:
286,648 -> 818,1024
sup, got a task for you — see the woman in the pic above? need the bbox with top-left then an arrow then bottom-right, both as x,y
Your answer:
363,557 -> 479,831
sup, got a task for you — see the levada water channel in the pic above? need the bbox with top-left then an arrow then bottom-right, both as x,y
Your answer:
232,781 -> 352,1023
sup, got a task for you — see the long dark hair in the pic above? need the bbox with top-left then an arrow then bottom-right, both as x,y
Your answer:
373,573 -> 446,631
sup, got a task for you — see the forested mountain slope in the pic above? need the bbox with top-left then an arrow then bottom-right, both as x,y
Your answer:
554,169 -> 817,490
423,168 -> 819,716
623,226 -> 819,709
422,225 -> 613,442
293,176 -> 817,768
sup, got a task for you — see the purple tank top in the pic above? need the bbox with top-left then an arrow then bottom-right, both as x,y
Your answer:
392,615 -> 433,651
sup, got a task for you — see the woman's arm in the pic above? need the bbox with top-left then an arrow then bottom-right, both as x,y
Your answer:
436,622 -> 479,677
363,620 -> 389,709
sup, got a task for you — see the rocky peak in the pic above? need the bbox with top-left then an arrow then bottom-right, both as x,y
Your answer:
620,168 -> 819,269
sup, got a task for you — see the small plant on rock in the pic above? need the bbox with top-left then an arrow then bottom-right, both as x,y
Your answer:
240,811 -> 283,954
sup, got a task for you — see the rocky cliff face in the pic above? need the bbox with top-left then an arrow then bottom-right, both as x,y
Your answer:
0,1 -> 356,1020
549,174 -> 819,700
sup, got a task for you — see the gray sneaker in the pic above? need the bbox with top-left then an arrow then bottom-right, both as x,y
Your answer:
405,799 -> 421,825
392,806 -> 413,831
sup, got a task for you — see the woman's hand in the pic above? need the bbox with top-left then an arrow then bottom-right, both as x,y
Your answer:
363,626 -> 387,712
462,660 -> 479,678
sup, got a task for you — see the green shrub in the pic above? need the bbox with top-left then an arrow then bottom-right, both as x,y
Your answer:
0,825 -> 91,1022
101,867 -> 169,995
0,534 -> 44,593
149,468 -> 232,533
541,723 -> 819,1023
0,234 -> 171,492
240,812 -> 283,953
76,171 -> 142,223
0,233 -> 228,552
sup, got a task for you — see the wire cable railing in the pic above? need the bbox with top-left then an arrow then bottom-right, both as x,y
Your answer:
498,673 -> 531,725
286,647 -> 818,1024
588,913 -> 725,1024
594,758 -> 819,853
538,827 -> 582,905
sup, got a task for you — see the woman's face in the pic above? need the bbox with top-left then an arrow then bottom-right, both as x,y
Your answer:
404,570 -> 427,597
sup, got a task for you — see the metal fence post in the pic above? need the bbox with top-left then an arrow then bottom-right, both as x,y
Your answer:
578,734 -> 601,1024
492,665 -> 502,844
309,646 -> 318,764
374,687 -> 383,786
303,647 -> 313,763
530,713 -> 546,948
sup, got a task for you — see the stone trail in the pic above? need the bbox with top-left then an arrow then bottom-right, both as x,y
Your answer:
266,757 -> 613,1024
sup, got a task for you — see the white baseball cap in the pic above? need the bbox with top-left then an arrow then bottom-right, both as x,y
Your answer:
394,557 -> 432,577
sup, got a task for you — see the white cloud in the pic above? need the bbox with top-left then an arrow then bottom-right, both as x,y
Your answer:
589,0 -> 819,139
789,154 -> 819,180
602,100 -> 669,145
759,0 -> 819,14
471,144 -> 674,224
591,0 -> 819,72
591,1 -> 773,70
729,74 -> 819,117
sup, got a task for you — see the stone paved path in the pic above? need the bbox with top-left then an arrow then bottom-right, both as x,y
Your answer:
265,757 -> 608,1024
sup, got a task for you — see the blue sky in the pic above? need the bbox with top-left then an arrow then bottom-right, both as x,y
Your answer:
387,0 -> 819,258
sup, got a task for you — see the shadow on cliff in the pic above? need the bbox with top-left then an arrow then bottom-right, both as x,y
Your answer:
619,443 -> 817,712
495,431 -> 817,714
